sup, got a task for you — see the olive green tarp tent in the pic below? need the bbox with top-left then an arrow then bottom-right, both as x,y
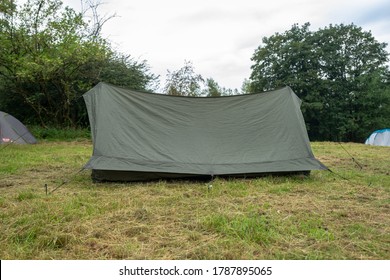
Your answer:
83,82 -> 327,182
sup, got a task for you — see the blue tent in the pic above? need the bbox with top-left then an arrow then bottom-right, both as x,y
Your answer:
365,129 -> 390,147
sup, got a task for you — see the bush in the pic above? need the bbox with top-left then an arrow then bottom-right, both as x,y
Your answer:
29,126 -> 91,141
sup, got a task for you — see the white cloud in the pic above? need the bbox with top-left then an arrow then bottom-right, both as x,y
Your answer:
25,0 -> 390,90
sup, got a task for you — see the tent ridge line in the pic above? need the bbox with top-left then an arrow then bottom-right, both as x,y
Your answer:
89,82 -> 291,99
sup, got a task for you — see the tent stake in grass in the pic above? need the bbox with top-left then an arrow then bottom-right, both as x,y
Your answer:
48,168 -> 85,194
0,130 -> 35,152
338,142 -> 363,170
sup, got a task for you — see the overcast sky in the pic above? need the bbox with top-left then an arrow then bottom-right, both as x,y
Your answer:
63,0 -> 390,90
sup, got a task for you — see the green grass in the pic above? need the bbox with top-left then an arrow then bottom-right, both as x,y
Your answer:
0,141 -> 389,259
28,126 -> 91,142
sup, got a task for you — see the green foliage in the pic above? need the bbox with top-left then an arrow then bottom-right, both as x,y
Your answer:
249,23 -> 390,142
29,126 -> 90,141
0,0 -> 157,127
241,78 -> 251,94
100,53 -> 158,91
204,78 -> 239,97
164,60 -> 205,96
204,78 -> 222,97
164,61 -> 238,97
0,0 -> 16,18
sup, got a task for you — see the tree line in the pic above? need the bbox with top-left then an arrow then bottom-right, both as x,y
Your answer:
1,1 -> 389,142
248,23 -> 390,142
0,0 -> 156,127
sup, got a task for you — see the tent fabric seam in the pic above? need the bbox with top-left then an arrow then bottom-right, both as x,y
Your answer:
86,155 -> 324,167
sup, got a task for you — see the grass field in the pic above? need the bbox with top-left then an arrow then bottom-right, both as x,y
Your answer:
0,140 -> 389,259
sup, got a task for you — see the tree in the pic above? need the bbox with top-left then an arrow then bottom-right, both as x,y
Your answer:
203,78 -> 239,97
163,61 -> 239,97
204,78 -> 222,97
0,0 -> 15,20
164,60 -> 204,96
241,78 -> 251,94
249,23 -> 390,142
100,54 -> 158,91
0,0 -> 157,127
